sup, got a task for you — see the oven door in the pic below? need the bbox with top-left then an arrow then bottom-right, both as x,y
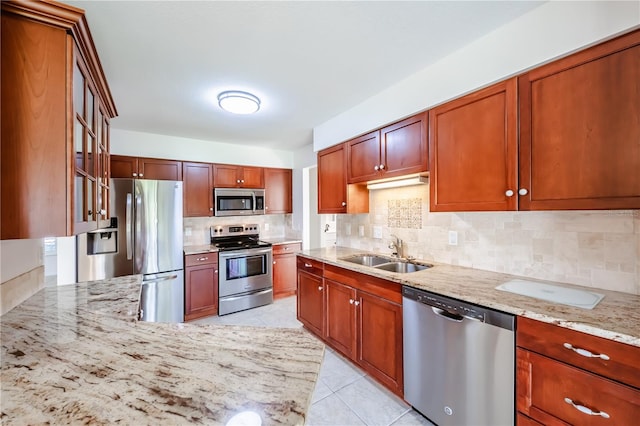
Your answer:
218,247 -> 273,297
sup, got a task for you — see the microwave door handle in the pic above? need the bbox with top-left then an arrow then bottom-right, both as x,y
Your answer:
252,192 -> 257,213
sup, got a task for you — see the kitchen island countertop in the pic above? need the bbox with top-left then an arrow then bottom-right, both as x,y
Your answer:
1,275 -> 324,425
299,246 -> 640,348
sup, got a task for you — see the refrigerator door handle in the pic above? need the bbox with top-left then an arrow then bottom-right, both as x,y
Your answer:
142,274 -> 178,285
126,193 -> 133,260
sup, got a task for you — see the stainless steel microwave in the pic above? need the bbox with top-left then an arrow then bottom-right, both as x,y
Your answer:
214,188 -> 265,216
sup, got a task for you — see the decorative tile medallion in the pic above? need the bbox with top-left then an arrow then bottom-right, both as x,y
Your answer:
388,198 -> 422,229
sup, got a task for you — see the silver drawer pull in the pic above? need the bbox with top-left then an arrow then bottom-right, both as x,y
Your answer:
564,398 -> 610,419
349,299 -> 354,304
563,343 -> 610,360
196,257 -> 208,261
317,286 -> 323,291
304,263 -> 313,268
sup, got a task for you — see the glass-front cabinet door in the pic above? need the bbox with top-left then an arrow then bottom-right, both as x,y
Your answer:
72,45 -> 98,233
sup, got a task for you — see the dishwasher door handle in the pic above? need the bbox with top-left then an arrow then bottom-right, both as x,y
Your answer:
432,307 -> 464,322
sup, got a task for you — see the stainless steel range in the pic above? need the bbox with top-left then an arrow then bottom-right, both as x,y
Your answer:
211,224 -> 273,315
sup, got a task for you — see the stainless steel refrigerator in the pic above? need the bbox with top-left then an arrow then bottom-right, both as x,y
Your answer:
77,179 -> 184,323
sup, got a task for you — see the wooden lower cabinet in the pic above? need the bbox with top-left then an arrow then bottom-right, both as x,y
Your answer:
297,257 -> 404,397
516,317 -> 640,425
297,269 -> 324,336
273,242 -> 301,298
324,279 -> 357,358
184,253 -> 218,321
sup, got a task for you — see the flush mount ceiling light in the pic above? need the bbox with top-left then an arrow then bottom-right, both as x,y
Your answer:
217,90 -> 260,114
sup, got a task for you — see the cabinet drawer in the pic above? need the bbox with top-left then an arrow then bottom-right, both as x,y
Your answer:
324,264 -> 402,304
517,317 -> 640,388
297,256 -> 323,276
185,253 -> 218,267
273,242 -> 301,256
517,349 -> 640,425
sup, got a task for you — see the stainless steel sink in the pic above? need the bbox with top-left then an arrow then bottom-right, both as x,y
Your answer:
341,254 -> 392,267
374,261 -> 432,273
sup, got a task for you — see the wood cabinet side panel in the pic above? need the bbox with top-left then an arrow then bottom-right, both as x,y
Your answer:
1,15 -> 69,239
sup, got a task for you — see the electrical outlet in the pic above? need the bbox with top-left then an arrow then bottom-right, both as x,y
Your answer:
184,227 -> 192,236
263,223 -> 269,231
448,230 -> 458,246
373,226 -> 383,239
358,225 -> 365,237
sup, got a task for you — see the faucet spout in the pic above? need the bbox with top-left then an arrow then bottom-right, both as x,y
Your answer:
389,234 -> 405,258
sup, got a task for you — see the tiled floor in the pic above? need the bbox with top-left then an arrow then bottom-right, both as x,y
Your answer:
193,296 -> 435,426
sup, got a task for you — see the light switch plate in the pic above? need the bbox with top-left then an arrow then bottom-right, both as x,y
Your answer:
448,230 -> 458,246
264,223 -> 269,231
184,227 -> 192,236
373,226 -> 383,239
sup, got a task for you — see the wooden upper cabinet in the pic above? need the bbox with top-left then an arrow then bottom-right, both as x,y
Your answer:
1,1 -> 117,239
347,131 -> 381,183
318,143 -> 369,214
110,155 -> 182,180
183,162 -> 213,217
264,168 -> 292,214
429,78 -> 518,212
213,164 -> 264,188
519,29 -> 640,210
347,113 -> 428,184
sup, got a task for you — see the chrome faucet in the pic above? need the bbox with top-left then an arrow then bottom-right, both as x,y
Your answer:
389,234 -> 405,259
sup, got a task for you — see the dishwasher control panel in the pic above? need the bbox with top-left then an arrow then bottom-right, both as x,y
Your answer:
415,292 -> 485,321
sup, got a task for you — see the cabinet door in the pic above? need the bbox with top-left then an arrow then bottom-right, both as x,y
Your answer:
139,158 -> 182,180
318,144 -> 347,213
184,263 -> 218,321
429,78 -> 518,212
183,162 -> 213,217
240,166 -> 264,188
519,30 -> 640,210
347,131 -> 381,183
111,155 -> 138,178
213,164 -> 240,188
325,279 -> 357,359
357,291 -> 403,396
380,113 -> 428,180
273,252 -> 297,298
296,270 -> 325,336
517,348 -> 640,425
264,168 -> 292,214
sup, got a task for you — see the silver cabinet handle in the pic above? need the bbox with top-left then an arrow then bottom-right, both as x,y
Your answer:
374,165 -> 379,171
236,179 -> 240,183
133,173 -> 137,177
519,188 -> 528,195
354,300 -> 360,306
379,164 -> 385,170
273,261 -> 276,265
563,343 -> 610,360
139,173 -> 143,177
214,270 -> 218,274
317,286 -> 323,291
209,207 -> 213,211
196,257 -> 208,261
349,299 -> 354,304
99,209 -> 107,216
505,190 -> 514,197
564,398 -> 610,419
284,247 -> 290,250
341,202 -> 346,207
304,263 -> 313,268
241,179 -> 245,183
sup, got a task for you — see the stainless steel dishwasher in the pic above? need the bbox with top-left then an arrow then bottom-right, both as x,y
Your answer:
402,286 -> 515,426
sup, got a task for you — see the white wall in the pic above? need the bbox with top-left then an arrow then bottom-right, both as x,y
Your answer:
0,239 -> 43,283
292,143 -> 318,238
313,1 -> 640,150
111,128 -> 294,168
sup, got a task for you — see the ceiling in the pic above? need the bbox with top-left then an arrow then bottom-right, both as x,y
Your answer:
69,1 -> 543,151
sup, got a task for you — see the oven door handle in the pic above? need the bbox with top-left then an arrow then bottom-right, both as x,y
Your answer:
221,288 -> 273,302
219,247 -> 272,258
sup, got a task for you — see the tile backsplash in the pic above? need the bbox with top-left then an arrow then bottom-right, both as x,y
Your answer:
337,184 -> 640,295
183,214 -> 297,246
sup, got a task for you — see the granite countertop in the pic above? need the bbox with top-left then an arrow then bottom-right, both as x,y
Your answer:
299,246 -> 640,348
184,244 -> 219,255
262,238 -> 303,246
1,276 -> 324,425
